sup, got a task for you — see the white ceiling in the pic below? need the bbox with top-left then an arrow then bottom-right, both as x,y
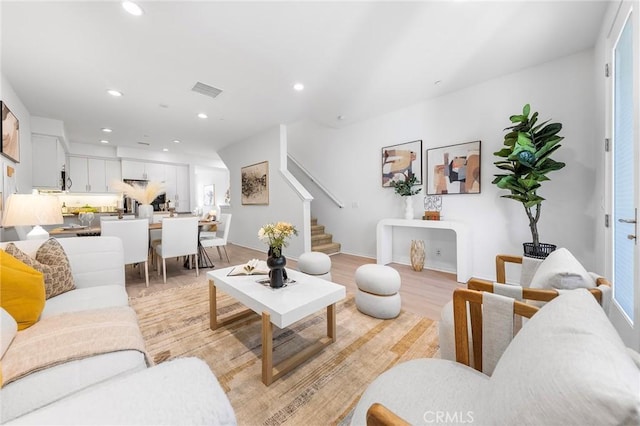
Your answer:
1,1 -> 609,162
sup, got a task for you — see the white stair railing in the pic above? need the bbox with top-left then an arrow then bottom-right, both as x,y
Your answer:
288,154 -> 344,208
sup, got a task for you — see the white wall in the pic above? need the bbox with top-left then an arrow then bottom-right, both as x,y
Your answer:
193,166 -> 229,213
1,74 -> 33,241
288,50 -> 599,280
217,126 -> 306,258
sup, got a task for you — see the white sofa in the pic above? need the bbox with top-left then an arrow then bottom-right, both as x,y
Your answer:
1,237 -> 237,425
0,237 -> 147,423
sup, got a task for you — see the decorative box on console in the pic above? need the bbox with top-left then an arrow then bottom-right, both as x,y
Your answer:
423,211 -> 440,220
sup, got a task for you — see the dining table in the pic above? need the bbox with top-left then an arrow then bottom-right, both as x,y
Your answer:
49,218 -> 218,268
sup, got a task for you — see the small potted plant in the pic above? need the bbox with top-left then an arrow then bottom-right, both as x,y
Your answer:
391,172 -> 421,220
492,104 -> 565,258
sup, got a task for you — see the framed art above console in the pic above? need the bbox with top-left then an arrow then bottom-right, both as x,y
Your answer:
426,140 -> 480,195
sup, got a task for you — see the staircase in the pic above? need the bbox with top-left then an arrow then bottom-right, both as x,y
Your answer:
311,217 -> 341,255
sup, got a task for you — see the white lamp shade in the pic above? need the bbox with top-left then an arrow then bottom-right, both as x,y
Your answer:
2,194 -> 64,227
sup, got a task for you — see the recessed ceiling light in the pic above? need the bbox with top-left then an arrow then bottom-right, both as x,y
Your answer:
100,140 -> 109,144
198,113 -> 208,119
107,89 -> 123,97
162,148 -> 169,152
293,83 -> 304,91
101,128 -> 112,133
173,140 -> 181,144
434,80 -> 442,85
122,1 -> 144,16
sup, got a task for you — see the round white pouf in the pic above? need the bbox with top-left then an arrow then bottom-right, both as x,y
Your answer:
297,251 -> 332,280
355,264 -> 402,319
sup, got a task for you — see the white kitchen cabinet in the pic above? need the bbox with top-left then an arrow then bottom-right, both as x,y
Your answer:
69,156 -> 121,193
121,160 -> 165,181
68,157 -> 90,192
121,160 -> 146,180
87,159 -> 106,192
162,164 -> 189,211
145,162 -> 165,182
105,160 -> 122,192
164,164 -> 177,204
32,135 -> 66,189
175,165 -> 190,211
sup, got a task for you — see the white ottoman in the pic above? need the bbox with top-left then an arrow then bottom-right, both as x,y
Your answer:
298,251 -> 332,280
355,264 -> 401,319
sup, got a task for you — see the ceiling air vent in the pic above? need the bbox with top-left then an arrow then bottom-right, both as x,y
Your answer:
137,141 -> 150,146
192,82 -> 223,99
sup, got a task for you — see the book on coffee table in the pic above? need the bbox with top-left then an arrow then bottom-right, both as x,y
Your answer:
228,259 -> 269,276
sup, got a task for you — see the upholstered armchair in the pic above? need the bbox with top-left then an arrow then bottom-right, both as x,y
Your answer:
439,248 -> 612,368
352,289 -> 640,426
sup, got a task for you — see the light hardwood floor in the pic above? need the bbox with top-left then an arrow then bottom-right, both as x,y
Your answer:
125,244 -> 463,320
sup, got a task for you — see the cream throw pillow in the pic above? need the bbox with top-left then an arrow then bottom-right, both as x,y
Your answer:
529,247 -> 596,290
5,239 -> 76,299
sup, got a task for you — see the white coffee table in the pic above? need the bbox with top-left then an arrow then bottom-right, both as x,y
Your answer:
207,267 -> 346,385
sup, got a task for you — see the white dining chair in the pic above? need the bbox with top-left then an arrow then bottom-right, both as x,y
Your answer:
100,218 -> 150,287
149,213 -> 170,268
154,216 -> 199,283
200,213 -> 232,263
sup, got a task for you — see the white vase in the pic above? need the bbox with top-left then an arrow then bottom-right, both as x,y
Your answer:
404,196 -> 414,220
137,204 -> 154,223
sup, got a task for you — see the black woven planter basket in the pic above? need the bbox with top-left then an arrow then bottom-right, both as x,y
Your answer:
523,242 -> 557,259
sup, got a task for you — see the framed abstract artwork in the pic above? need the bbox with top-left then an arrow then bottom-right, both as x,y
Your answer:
203,184 -> 215,206
381,139 -> 422,187
1,102 -> 20,163
241,161 -> 269,205
426,140 -> 481,195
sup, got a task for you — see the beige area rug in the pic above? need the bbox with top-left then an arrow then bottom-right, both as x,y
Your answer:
129,282 -> 439,425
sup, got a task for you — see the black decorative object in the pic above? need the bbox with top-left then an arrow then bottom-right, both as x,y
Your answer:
267,246 -> 287,288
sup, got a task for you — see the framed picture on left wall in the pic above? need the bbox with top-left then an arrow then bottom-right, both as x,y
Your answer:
203,184 -> 215,206
1,102 -> 20,163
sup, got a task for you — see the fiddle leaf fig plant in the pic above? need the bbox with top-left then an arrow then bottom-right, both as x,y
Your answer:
492,104 -> 566,250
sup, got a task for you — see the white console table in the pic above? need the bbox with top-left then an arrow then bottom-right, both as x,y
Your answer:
376,218 -> 472,283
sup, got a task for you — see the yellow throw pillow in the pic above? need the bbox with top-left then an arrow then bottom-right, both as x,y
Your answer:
5,239 -> 75,299
0,250 -> 46,330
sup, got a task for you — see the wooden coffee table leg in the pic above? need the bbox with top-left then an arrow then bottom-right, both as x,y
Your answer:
261,304 -> 337,386
209,279 -> 255,331
262,311 -> 274,385
327,304 -> 336,342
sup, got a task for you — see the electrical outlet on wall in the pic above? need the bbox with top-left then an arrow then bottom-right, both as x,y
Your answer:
435,249 -> 441,256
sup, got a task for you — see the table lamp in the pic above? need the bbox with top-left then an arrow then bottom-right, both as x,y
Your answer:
2,193 -> 64,240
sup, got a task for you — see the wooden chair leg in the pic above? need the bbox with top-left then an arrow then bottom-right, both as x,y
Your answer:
144,260 -> 149,288
217,246 -> 223,260
195,252 -> 199,277
162,258 -> 167,284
